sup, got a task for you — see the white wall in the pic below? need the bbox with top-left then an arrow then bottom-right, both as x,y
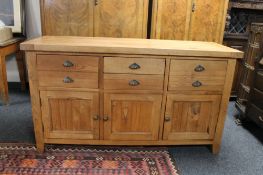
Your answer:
6,0 -> 41,82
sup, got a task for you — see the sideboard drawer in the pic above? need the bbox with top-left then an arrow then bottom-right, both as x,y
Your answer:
104,74 -> 164,90
169,59 -> 227,91
169,75 -> 226,91
170,60 -> 227,76
38,71 -> 98,88
104,57 -> 165,75
37,55 -> 99,72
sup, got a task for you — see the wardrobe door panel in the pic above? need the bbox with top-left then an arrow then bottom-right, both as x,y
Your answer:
41,0 -> 94,36
151,0 -> 192,40
189,0 -> 228,43
94,0 -> 148,38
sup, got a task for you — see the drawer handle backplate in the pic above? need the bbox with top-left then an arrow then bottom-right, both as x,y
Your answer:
259,116 -> 263,122
63,76 -> 74,83
194,65 -> 205,72
129,63 -> 141,70
192,81 -> 202,87
129,80 -> 140,86
63,60 -> 74,67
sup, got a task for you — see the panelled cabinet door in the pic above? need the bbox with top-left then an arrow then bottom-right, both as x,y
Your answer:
41,0 -> 94,36
163,94 -> 221,140
189,0 -> 228,43
104,94 -> 162,140
94,0 -> 149,38
151,0 -> 228,43
40,91 -> 99,140
151,0 -> 192,40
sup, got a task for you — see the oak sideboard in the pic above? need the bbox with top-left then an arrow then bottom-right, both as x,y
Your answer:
20,36 -> 243,154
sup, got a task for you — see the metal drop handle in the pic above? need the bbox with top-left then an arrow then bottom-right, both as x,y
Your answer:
129,80 -> 140,86
103,116 -> 109,121
165,116 -> 171,122
63,60 -> 74,67
194,65 -> 205,72
259,116 -> 263,122
93,115 -> 100,121
63,76 -> 74,83
192,81 -> 202,87
129,63 -> 141,70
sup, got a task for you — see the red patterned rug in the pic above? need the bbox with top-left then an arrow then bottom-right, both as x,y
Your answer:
0,144 -> 179,175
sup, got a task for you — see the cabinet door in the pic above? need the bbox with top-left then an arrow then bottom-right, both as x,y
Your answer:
104,94 -> 162,140
151,0 -> 192,40
40,91 -> 99,140
41,0 -> 94,36
163,94 -> 221,140
94,0 -> 149,38
189,0 -> 228,43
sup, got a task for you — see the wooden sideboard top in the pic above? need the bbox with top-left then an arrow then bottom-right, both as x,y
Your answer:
21,36 -> 244,59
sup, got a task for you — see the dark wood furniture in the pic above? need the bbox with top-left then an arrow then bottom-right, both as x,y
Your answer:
223,0 -> 263,95
246,55 -> 263,128
235,23 -> 263,117
0,39 -> 27,105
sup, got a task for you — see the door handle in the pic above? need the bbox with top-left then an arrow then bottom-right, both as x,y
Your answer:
192,2 -> 196,12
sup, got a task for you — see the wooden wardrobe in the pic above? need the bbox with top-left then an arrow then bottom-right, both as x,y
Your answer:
40,0 -> 149,38
40,0 -> 229,43
151,0 -> 229,43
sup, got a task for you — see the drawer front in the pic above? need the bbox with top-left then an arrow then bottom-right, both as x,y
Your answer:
37,55 -> 99,72
38,71 -> 98,89
104,57 -> 165,75
169,76 -> 226,91
104,74 -> 164,90
255,71 -> 263,92
246,104 -> 263,129
169,60 -> 227,91
251,88 -> 263,109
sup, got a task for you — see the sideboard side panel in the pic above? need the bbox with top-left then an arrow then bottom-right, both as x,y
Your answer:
212,59 -> 236,154
26,52 -> 44,152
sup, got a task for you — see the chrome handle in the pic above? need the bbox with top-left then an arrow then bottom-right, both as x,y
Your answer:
129,80 -> 140,86
63,76 -> 74,83
192,81 -> 202,87
129,63 -> 141,70
165,116 -> 171,122
93,115 -> 100,121
63,60 -> 74,67
194,65 -> 205,72
103,116 -> 109,121
259,116 -> 263,122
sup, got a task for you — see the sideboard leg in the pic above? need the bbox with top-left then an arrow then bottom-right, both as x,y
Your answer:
212,144 -> 220,154
16,51 -> 27,91
36,143 -> 45,153
26,52 -> 45,154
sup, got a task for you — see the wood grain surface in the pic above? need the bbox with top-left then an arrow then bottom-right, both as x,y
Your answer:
94,0 -> 148,38
20,36 -> 244,58
41,0 -> 94,36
